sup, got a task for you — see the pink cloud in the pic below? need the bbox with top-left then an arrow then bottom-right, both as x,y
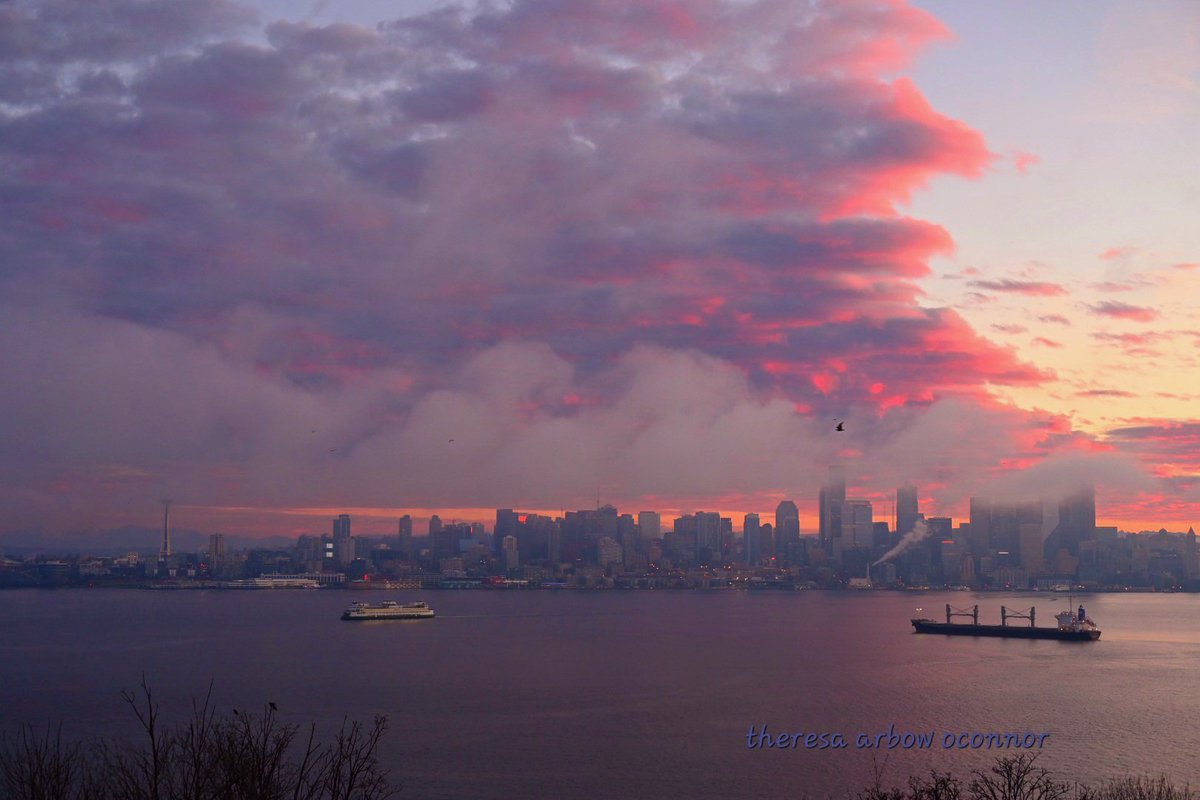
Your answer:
1099,245 -> 1138,261
968,279 -> 1067,296
1089,281 -> 1140,293
1076,389 -> 1136,398
0,0 -> 1143,534
1038,314 -> 1071,325
1088,301 -> 1160,322
1012,150 -> 1040,174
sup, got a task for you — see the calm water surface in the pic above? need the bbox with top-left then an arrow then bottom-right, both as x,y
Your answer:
2,589 -> 1199,799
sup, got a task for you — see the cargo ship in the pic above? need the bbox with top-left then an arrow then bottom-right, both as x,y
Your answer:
911,604 -> 1100,641
341,600 -> 435,621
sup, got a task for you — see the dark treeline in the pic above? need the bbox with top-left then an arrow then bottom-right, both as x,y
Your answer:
860,754 -> 1192,800
2,692 -> 1193,800
0,679 -> 395,800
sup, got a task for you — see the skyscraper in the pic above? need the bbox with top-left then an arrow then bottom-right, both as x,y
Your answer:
502,535 -> 520,571
619,514 -> 639,566
331,513 -> 352,567
819,466 -> 845,550
1046,485 -> 1096,557
333,514 -> 351,540
208,532 -> 225,569
637,511 -> 661,542
840,500 -> 873,549
397,515 -> 413,557
968,497 -> 991,558
1020,523 -> 1044,577
547,523 -> 562,565
896,484 -> 919,539
696,511 -> 722,564
775,500 -> 800,566
495,509 -> 519,557
744,513 -> 761,566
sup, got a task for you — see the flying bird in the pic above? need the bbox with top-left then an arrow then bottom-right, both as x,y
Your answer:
448,439 -> 455,443
835,420 -> 845,432
269,702 -> 278,712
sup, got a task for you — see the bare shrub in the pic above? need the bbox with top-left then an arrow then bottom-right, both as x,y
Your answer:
1,678 -> 397,800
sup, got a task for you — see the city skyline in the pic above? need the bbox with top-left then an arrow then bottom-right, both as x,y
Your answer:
75,476 -> 1191,542
1,0 -> 1197,541
14,476 -> 1199,593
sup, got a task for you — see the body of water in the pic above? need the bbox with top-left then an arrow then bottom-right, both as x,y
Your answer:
2,589 -> 1198,799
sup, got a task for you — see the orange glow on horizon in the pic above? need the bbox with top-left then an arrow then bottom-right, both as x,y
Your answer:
174,503 -> 1195,539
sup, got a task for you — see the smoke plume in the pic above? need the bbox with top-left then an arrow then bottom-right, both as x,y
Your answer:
874,519 -> 930,565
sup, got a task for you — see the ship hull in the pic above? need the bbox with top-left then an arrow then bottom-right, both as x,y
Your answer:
341,602 -> 435,621
341,610 -> 434,621
911,619 -> 1099,641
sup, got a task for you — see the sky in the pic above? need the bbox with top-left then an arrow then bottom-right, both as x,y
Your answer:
1,0 -> 1197,539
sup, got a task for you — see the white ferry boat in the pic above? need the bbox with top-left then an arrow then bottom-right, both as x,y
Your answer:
340,600 -> 435,621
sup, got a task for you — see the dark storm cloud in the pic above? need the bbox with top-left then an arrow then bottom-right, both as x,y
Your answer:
1,0 -> 1106,531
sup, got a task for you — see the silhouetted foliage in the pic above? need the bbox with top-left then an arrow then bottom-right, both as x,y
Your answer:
0,678 -> 396,800
1076,777 -> 1193,800
855,755 -> 1191,800
968,754 -> 1070,800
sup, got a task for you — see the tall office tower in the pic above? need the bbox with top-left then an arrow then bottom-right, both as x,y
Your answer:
988,502 -> 1019,557
695,511 -> 722,564
333,513 -> 351,540
160,500 -> 173,561
334,535 -> 356,568
617,514 -> 637,554
968,497 -> 991,557
397,515 -> 413,557
1013,500 -> 1043,563
840,499 -> 874,549
925,517 -> 953,541
502,535 -> 520,571
1187,527 -> 1198,579
775,500 -> 800,565
673,514 -> 698,564
331,513 -> 352,568
760,523 -> 774,562
637,511 -> 661,542
819,466 -> 846,550
495,509 -> 519,557
296,535 -> 322,571
593,505 -> 619,544
872,521 -> 890,549
1056,485 -> 1096,555
428,514 -> 442,536
1019,523 -> 1044,578
896,484 -> 919,538
744,513 -> 761,566
547,523 -> 562,566
432,524 -> 460,559
597,536 -> 623,569
925,517 -> 952,575
209,532 -> 226,563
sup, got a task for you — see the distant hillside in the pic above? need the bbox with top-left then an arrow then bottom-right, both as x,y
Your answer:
0,526 -> 296,557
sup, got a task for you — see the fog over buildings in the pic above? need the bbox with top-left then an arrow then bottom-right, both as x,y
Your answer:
8,471 -> 1197,593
